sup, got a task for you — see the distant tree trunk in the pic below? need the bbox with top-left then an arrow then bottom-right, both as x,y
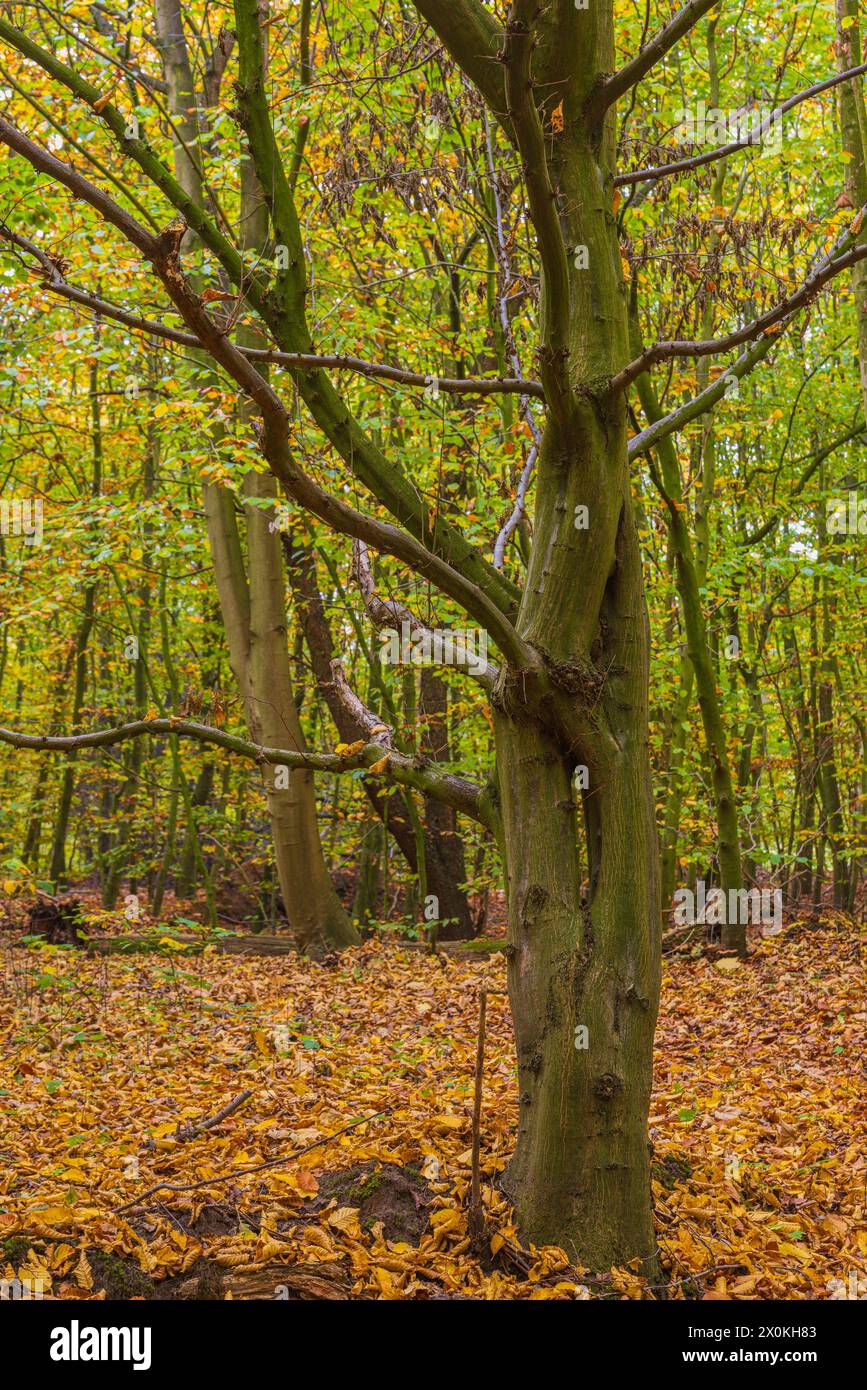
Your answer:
154,0 -> 356,952
103,355 -> 158,909
352,816 -> 383,927
49,351 -> 101,887
177,761 -> 215,897
816,549 -> 848,908
636,365 -> 744,952
288,535 -> 474,935
660,650 -> 695,910
419,668 -> 473,937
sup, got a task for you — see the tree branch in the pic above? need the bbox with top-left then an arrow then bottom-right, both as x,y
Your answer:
1,13 -> 522,618
231,0 -> 524,617
615,211 -> 867,391
411,0 -> 509,130
502,4 -> 572,418
588,0 -> 721,123
628,203 -> 867,454
493,444 -> 538,570
738,422 -> 866,546
0,225 -> 545,399
0,115 -> 534,669
0,718 -> 489,825
327,660 -> 394,742
352,540 -> 498,690
615,59 -> 867,188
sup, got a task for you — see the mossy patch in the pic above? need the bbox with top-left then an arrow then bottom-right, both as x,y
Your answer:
314,1161 -> 431,1244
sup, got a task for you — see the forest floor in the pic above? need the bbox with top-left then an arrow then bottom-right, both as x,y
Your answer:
0,911 -> 864,1300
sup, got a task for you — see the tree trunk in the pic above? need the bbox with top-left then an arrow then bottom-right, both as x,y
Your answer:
288,534 -> 474,935
635,368 -> 745,952
496,499 -> 660,1271
153,0 -> 356,953
49,351 -> 101,887
419,668 -> 473,938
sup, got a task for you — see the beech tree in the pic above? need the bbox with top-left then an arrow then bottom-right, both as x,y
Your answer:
1,0 -> 866,1271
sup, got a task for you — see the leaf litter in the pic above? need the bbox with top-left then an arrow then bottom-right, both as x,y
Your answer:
0,915 -> 863,1300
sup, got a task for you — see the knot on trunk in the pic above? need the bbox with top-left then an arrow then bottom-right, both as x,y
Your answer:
490,648 -> 604,727
543,653 -> 606,703
593,1072 -> 623,1102
520,883 -> 549,931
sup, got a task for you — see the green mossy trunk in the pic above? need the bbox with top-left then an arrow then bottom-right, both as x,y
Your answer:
494,496 -> 660,1272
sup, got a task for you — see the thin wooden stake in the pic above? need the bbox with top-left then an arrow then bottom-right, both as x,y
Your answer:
469,985 -> 506,1244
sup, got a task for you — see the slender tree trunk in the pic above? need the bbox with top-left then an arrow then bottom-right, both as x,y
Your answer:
419,667 -> 473,937
154,0 -> 356,952
636,367 -> 744,951
49,352 -> 101,887
288,533 -> 474,934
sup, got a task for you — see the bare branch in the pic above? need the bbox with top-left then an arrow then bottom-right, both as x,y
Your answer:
353,541 -> 498,690
493,443 -> 538,569
615,210 -> 867,392
328,660 -> 393,743
0,224 -> 544,400
589,0 -> 720,122
616,59 -> 867,188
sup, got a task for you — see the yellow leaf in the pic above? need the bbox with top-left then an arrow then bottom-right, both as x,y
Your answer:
328,1207 -> 362,1238
778,1242 -> 811,1264
31,1208 -> 73,1226
73,1252 -> 94,1290
550,99 -> 564,134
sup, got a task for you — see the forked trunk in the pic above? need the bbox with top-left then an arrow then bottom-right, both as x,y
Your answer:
496,493 -> 661,1273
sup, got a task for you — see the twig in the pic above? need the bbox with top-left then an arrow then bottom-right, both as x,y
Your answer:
469,986 -> 507,1244
113,1109 -> 391,1214
615,59 -> 867,188
173,1089 -> 254,1142
645,1261 -> 745,1294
